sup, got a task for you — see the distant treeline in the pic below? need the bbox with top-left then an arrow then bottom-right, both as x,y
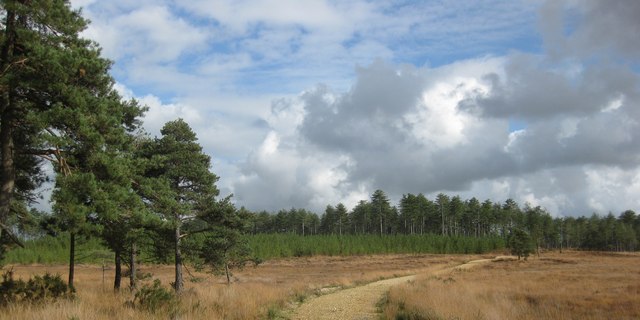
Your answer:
244,190 -> 640,252
249,233 -> 504,260
4,232 -> 504,264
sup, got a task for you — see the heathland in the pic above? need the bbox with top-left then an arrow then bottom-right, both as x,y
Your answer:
2,250 -> 639,319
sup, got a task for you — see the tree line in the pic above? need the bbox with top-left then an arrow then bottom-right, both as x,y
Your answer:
244,190 -> 640,252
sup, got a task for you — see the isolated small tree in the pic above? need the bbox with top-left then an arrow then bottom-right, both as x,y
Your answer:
508,228 -> 534,260
184,196 -> 252,284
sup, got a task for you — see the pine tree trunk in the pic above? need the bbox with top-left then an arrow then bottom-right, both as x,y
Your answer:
225,263 -> 230,285
69,232 -> 76,291
0,108 -> 14,239
114,247 -> 121,291
0,8 -> 16,246
174,222 -> 183,293
129,241 -> 137,290
441,206 -> 445,236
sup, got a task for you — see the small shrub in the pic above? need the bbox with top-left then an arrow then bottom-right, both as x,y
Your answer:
0,269 -> 70,306
266,305 -> 282,319
132,279 -> 177,313
294,291 -> 306,303
23,273 -> 69,301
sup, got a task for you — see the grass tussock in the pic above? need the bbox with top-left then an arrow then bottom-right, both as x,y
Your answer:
381,251 -> 640,320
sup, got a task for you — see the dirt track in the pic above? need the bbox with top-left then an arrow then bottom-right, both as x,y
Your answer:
289,274 -> 416,320
288,257 -> 514,319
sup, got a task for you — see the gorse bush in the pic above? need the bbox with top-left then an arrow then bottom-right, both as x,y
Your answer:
0,269 -> 70,306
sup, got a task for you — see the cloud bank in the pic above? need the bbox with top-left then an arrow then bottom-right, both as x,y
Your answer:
67,0 -> 640,217
234,1 -> 640,216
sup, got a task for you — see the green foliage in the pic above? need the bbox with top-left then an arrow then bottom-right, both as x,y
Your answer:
0,0 -> 145,277
248,234 -> 505,260
196,231 -> 252,277
136,119 -> 222,292
132,279 -> 177,313
186,197 -> 260,283
0,269 -> 70,305
507,228 -> 534,260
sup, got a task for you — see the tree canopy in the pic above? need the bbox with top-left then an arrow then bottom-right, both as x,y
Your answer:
0,0 -> 144,262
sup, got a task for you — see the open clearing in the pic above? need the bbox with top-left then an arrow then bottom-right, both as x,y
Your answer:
2,251 -> 639,319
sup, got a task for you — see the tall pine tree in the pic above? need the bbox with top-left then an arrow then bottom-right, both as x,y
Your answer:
0,1 -> 145,288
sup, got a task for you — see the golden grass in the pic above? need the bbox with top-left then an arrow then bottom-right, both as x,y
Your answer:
382,251 -> 640,320
1,254 -> 472,319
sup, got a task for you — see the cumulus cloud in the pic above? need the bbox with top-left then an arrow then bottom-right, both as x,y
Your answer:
539,0 -> 640,61
80,3 -> 207,63
235,59 -> 515,211
68,0 -> 640,217
236,48 -> 640,216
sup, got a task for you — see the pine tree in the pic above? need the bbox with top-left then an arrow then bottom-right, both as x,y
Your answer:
371,189 -> 391,236
195,197 -> 255,285
335,203 -> 348,236
137,119 -> 219,293
1,0 -> 145,289
507,228 -> 533,260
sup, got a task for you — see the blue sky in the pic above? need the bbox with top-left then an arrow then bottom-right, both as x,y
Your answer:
66,0 -> 640,217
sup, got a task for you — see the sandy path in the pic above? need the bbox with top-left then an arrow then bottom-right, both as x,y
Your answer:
289,274 -> 416,320
288,256 -> 515,320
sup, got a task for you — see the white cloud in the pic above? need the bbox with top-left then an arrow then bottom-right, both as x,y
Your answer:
233,54 -> 640,216
62,0 -> 639,218
138,95 -> 202,137
585,166 -> 640,214
81,4 -> 207,63
408,78 -> 487,149
177,0 -> 363,34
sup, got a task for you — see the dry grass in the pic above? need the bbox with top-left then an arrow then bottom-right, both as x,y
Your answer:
1,254 -> 472,319
382,251 -> 640,320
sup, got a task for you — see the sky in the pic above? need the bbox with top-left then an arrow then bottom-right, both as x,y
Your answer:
66,0 -> 640,217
